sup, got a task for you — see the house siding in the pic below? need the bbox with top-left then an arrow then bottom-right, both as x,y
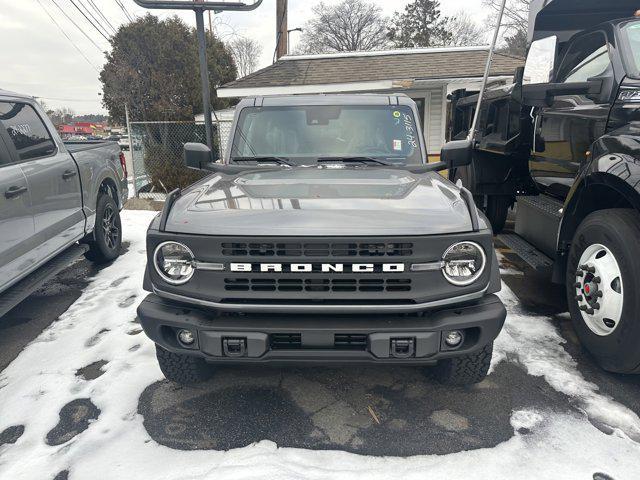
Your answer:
427,88 -> 444,155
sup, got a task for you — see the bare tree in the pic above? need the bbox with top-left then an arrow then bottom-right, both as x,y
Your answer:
483,0 -> 531,56
47,107 -> 76,126
445,11 -> 487,47
228,37 -> 263,78
298,0 -> 388,54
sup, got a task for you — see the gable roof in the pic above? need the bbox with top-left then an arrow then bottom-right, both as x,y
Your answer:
219,46 -> 524,97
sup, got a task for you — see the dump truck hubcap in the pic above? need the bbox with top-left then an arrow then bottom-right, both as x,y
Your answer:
575,244 -> 623,336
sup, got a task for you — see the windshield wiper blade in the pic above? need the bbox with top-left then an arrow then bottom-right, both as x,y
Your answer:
317,156 -> 393,166
232,156 -> 293,166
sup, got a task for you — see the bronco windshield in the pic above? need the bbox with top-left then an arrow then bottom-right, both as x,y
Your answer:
229,105 -> 423,165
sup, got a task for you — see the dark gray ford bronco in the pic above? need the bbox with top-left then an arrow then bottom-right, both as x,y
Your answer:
138,94 -> 506,386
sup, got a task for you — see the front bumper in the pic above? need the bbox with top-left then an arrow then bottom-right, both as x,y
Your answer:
138,293 -> 506,365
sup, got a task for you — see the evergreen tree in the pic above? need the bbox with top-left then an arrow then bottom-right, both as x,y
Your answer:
100,14 -> 237,123
387,0 -> 452,48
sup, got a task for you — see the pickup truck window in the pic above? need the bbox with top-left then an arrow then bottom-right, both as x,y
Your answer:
621,21 -> 640,77
557,32 -> 611,83
0,102 -> 57,161
230,105 -> 423,165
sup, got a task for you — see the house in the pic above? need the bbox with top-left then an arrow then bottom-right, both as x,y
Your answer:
58,124 -> 76,136
217,46 -> 523,161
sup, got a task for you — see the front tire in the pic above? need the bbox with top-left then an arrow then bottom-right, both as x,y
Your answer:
85,193 -> 122,264
566,209 -> 640,373
156,345 -> 214,385
431,343 -> 493,386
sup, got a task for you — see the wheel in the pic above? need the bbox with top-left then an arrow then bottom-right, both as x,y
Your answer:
566,209 -> 640,373
485,195 -> 512,234
431,343 -> 493,386
156,345 -> 214,385
85,193 -> 122,264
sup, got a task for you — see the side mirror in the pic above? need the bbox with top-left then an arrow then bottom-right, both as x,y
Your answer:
522,79 -> 603,107
441,139 -> 472,168
184,142 -> 213,170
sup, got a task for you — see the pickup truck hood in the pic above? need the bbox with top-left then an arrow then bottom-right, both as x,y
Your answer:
165,167 -> 478,236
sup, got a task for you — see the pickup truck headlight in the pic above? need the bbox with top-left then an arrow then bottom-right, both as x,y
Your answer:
153,242 -> 195,285
441,241 -> 486,286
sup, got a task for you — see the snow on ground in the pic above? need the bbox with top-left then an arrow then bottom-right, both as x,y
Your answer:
0,210 -> 639,480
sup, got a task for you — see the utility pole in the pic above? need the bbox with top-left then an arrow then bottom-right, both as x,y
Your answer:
275,0 -> 288,61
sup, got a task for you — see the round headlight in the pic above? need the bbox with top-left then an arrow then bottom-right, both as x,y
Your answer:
441,241 -> 486,286
153,242 -> 195,285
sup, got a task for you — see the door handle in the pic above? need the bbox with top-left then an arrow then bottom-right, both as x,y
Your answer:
4,185 -> 28,199
62,169 -> 78,180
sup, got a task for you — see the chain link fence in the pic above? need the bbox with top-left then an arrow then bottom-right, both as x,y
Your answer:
129,120 -> 233,201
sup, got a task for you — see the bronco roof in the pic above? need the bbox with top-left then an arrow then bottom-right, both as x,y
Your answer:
239,93 -> 416,107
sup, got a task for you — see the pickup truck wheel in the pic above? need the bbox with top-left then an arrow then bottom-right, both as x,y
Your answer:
431,343 -> 493,386
567,209 -> 640,374
156,345 -> 213,385
85,194 -> 122,264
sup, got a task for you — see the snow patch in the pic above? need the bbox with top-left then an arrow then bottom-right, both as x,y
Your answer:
494,285 -> 640,442
0,211 -> 638,479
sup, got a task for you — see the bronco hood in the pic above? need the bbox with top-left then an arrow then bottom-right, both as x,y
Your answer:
163,167 -> 482,236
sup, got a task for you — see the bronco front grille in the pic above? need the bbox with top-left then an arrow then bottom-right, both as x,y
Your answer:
224,278 -> 412,293
221,242 -> 413,257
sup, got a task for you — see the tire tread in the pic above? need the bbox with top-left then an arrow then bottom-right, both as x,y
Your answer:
156,345 -> 213,385
432,343 -> 493,386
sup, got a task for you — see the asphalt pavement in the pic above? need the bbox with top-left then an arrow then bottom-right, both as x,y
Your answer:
1,231 -> 639,459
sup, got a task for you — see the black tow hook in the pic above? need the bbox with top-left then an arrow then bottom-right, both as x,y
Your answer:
223,338 -> 247,357
390,338 -> 415,359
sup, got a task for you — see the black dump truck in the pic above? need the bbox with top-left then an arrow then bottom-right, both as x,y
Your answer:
137,94 -> 507,386
449,0 -> 640,373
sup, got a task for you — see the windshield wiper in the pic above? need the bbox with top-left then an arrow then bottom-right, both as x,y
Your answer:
232,156 -> 293,166
317,156 -> 394,166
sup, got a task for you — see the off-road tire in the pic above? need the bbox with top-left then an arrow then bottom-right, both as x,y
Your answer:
85,193 -> 122,264
566,209 -> 640,374
485,195 -> 511,235
431,343 -> 493,386
156,345 -> 214,385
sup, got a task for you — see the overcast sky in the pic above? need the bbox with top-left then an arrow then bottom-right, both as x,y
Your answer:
0,0 -> 487,115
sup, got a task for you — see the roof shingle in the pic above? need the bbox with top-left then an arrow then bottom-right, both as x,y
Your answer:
220,48 -> 524,91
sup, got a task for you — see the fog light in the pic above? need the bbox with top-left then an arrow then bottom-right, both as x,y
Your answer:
178,329 -> 195,346
444,330 -> 463,347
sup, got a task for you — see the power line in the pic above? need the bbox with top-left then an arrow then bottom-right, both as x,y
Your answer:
76,0 -> 115,37
114,0 -> 134,22
68,0 -> 111,42
76,0 -> 113,38
37,0 -> 99,72
35,96 -> 100,103
86,0 -> 118,35
50,0 -> 105,52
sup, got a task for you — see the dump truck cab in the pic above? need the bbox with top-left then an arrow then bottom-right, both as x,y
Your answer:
447,0 -> 640,374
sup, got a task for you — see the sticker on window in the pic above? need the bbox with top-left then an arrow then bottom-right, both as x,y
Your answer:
393,139 -> 402,151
